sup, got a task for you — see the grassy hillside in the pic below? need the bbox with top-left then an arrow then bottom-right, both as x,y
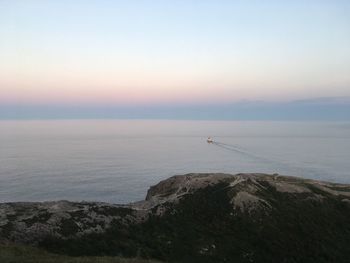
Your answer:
0,245 -> 161,263
40,182 -> 350,263
2,174 -> 350,263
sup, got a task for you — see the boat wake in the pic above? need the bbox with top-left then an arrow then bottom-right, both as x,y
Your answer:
212,141 -> 272,163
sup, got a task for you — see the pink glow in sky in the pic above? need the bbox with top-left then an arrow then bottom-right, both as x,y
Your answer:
1,1 -> 350,106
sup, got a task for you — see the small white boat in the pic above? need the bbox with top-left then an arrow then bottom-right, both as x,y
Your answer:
207,137 -> 213,143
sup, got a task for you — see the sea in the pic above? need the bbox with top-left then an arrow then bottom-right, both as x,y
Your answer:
1,120 -> 349,204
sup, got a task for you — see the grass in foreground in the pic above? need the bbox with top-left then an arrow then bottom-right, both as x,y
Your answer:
0,245 -> 162,263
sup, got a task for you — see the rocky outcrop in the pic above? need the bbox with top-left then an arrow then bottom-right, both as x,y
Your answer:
145,173 -> 350,212
0,201 -> 139,244
1,173 -> 350,262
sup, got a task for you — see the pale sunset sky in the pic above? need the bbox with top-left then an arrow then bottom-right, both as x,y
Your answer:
0,0 -> 349,119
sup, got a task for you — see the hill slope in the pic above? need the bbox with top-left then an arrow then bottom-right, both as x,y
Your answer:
1,173 -> 350,262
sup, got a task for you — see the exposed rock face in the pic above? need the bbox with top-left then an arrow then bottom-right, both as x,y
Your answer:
0,201 -> 138,244
145,173 -> 231,203
1,173 -> 350,262
145,173 -> 350,212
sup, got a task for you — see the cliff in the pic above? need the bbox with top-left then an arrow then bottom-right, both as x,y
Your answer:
1,173 -> 350,262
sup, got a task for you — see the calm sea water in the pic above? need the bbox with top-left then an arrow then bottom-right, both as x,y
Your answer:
1,120 -> 349,203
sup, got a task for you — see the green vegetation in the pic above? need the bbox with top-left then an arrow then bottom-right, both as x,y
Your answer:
2,179 -> 350,263
39,182 -> 350,263
0,245 -> 161,263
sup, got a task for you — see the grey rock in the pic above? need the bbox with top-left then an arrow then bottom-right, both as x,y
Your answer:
1,173 -> 350,245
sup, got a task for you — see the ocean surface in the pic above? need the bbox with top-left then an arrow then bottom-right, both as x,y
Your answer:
1,120 -> 350,203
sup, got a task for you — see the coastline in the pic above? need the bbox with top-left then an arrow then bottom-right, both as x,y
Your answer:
1,173 -> 350,262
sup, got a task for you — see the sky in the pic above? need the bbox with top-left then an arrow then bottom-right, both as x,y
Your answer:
0,0 -> 350,119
